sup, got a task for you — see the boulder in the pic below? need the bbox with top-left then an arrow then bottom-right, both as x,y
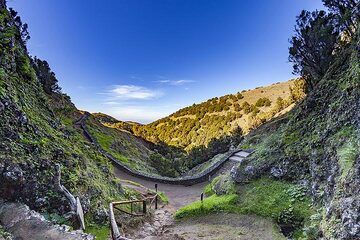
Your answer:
2,164 -> 23,184
0,202 -> 94,240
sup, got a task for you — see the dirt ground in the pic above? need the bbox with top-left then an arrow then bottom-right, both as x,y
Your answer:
113,152 -> 286,240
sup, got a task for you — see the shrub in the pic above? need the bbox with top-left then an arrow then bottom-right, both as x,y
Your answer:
255,97 -> 272,107
242,101 -> 254,114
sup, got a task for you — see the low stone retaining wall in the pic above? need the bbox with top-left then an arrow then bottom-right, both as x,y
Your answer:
78,112 -> 253,185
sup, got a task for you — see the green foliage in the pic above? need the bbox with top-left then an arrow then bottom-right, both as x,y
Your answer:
43,212 -> 71,226
175,194 -> 238,219
275,97 -> 287,111
157,191 -> 169,204
255,97 -> 271,107
236,92 -> 244,99
149,152 -> 178,177
16,52 -> 36,81
337,141 -> 358,182
322,0 -> 359,38
241,101 -> 254,114
289,10 -> 339,90
0,225 -> 12,239
85,224 -> 110,240
289,78 -> 307,101
32,57 -> 61,94
127,81 -> 298,152
0,6 -> 128,230
177,178 -> 313,238
203,175 -> 222,196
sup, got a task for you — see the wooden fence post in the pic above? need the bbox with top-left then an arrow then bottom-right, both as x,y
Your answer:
155,184 -> 158,210
143,200 -> 147,214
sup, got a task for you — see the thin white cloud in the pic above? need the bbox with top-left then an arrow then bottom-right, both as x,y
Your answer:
106,105 -> 172,124
104,101 -> 120,105
156,79 -> 195,86
107,85 -> 162,100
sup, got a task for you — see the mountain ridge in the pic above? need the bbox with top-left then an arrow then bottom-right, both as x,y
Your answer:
94,78 -> 306,151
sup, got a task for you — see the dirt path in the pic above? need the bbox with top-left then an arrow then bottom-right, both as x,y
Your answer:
151,213 -> 286,240
111,151 -> 285,240
113,153 -> 246,209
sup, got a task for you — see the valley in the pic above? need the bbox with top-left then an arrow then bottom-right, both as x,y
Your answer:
0,0 -> 359,240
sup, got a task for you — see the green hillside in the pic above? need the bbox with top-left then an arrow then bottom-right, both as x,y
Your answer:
200,3 -> 360,239
85,113 -> 158,174
0,5 -> 138,228
131,79 -> 305,150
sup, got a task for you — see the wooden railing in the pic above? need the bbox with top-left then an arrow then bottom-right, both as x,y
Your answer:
109,185 -> 159,240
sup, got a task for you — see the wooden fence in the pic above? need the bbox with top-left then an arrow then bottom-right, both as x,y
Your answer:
109,185 -> 159,240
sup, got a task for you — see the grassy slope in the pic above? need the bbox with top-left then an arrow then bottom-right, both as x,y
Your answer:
0,8 -> 141,237
231,34 -> 360,239
176,177 -> 313,237
86,114 -> 159,174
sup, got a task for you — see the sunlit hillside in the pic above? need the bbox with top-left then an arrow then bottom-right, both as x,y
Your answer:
122,79 -> 306,150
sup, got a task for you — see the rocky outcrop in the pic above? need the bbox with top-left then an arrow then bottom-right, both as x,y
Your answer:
0,201 -> 93,240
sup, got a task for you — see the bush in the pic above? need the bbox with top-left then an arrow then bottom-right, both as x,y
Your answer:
255,97 -> 271,107
242,101 -> 254,114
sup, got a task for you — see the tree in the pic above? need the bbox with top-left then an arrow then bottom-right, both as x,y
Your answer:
255,97 -> 271,107
322,0 -> 359,37
0,0 -> 6,10
241,101 -> 254,114
32,57 -> 61,94
289,78 -> 306,103
289,10 -> 339,90
9,8 -> 30,46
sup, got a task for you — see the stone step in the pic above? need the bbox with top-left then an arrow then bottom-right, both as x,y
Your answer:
234,151 -> 251,157
229,156 -> 244,162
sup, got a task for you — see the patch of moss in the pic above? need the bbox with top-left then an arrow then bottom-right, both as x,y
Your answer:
203,176 -> 221,196
175,194 -> 238,219
337,141 -> 358,182
85,224 -> 109,240
0,225 -> 12,239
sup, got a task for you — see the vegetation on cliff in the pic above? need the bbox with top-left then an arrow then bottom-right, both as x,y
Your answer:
232,1 -> 360,239
0,4 -> 137,232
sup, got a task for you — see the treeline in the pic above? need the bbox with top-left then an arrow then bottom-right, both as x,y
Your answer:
146,129 -> 244,177
131,79 -> 306,150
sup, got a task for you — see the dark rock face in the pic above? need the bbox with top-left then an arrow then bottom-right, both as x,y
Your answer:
3,164 -> 23,183
93,207 -> 109,224
340,197 -> 360,238
1,163 -> 24,198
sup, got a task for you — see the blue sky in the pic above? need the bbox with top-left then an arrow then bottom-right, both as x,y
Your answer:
9,0 -> 323,123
